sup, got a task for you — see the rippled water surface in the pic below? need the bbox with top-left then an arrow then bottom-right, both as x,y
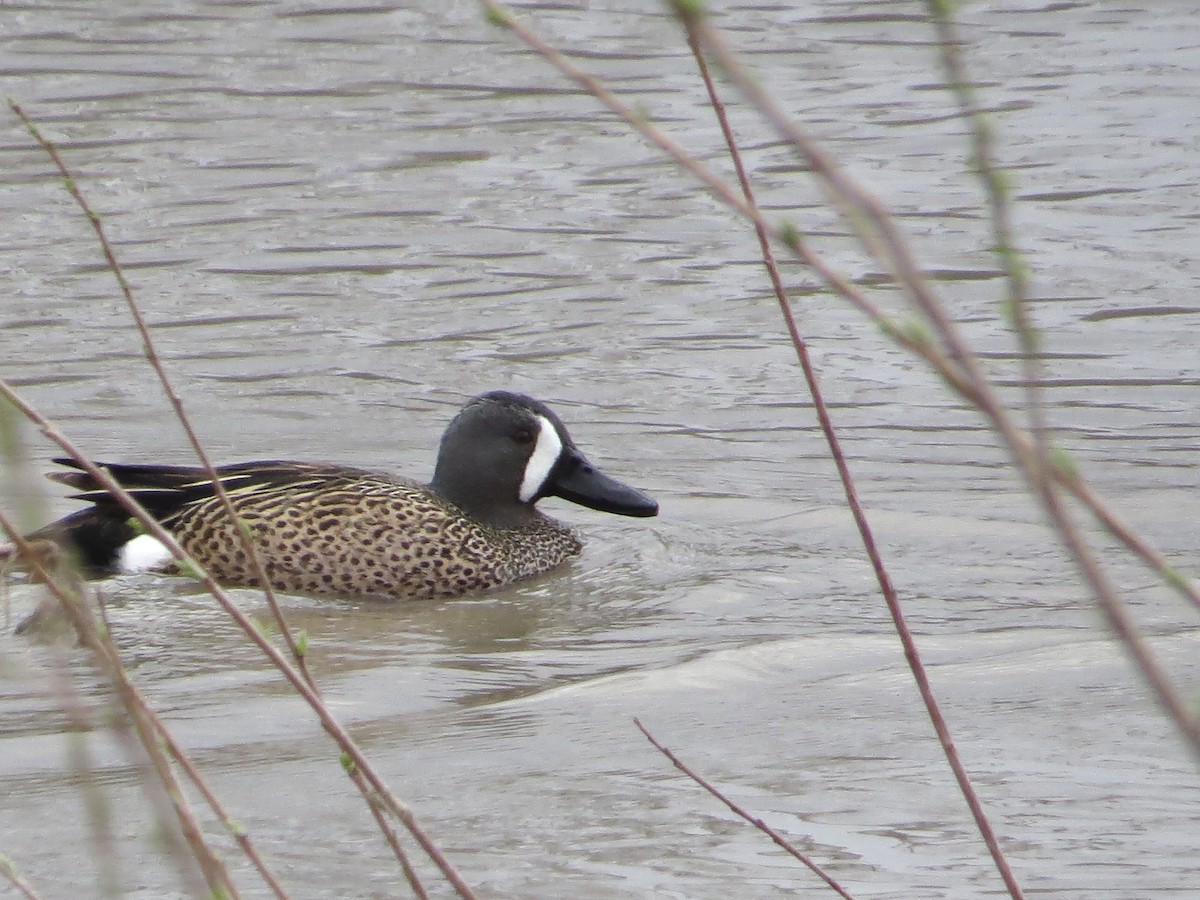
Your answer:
2,1 -> 1199,898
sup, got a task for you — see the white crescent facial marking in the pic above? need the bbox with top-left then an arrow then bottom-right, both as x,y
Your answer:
519,414 -> 563,503
117,533 -> 174,574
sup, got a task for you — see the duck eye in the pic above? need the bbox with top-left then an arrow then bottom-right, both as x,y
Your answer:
513,428 -> 535,445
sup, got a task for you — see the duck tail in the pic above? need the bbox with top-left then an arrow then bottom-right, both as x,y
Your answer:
13,458 -> 205,574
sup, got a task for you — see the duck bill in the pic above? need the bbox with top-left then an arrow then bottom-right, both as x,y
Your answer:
546,450 -> 658,518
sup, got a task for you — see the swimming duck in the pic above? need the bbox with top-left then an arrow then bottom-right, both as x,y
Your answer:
25,391 -> 658,600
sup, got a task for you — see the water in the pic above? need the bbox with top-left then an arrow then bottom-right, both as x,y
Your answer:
2,1 -> 1198,897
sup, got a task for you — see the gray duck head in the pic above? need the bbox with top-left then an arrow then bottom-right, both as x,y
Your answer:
429,391 -> 658,529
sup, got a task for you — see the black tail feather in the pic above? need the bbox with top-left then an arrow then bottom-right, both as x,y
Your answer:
27,508 -> 139,572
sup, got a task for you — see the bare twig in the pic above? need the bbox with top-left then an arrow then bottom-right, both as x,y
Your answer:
684,30 -> 1026,899
347,767 -> 429,900
0,381 -> 474,899
670,3 -> 997,406
8,100 -> 462,898
478,0 -> 1200,762
923,0 -> 1058,549
0,853 -> 46,900
41,649 -> 124,896
89,627 -> 292,899
0,527 -> 238,899
4,107 -> 330,879
673,10 -> 1200,763
912,10 -> 1200,761
7,99 -> 314,685
635,719 -> 856,900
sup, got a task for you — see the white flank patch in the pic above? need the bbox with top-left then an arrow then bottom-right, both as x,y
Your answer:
519,415 -> 563,503
117,534 -> 175,574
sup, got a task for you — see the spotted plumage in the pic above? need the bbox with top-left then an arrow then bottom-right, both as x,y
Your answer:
23,392 -> 657,600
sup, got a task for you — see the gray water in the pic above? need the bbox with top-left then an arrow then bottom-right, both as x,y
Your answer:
2,1 -> 1198,897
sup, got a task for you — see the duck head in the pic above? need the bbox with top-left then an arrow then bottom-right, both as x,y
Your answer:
430,391 -> 658,528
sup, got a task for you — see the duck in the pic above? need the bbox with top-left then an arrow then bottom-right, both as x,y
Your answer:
22,391 -> 658,600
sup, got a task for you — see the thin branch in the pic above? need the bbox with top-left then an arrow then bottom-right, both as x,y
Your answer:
0,853 -> 46,900
347,768 -> 429,900
635,719 -> 856,900
684,30 -> 1026,899
910,12 -> 1199,777
0,527 -> 238,899
685,2 -> 1200,763
0,381 -> 475,899
477,0 -> 1200,762
670,4 -> 998,408
40,645 -> 124,897
104,652 -> 292,898
475,2 -> 984,405
674,6 -> 1200,621
9,100 -> 459,898
46,588 -> 293,899
7,99 -> 314,686
921,0 -> 1065,611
